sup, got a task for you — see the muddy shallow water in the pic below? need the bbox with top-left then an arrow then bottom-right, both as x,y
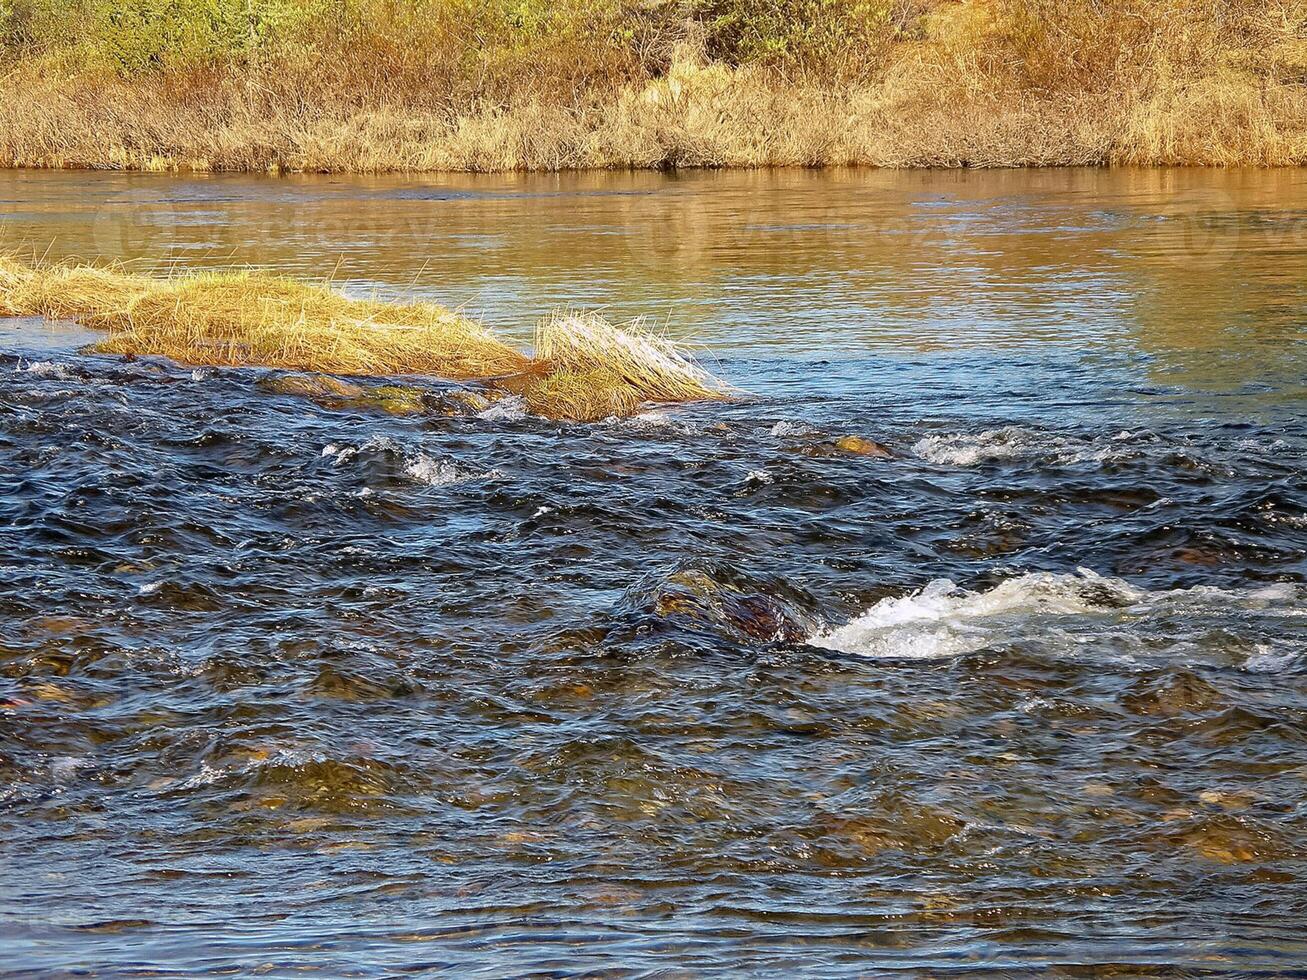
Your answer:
2,168 -> 1306,976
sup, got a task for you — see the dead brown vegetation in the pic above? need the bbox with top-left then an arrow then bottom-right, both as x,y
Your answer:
0,255 -> 729,420
0,1 -> 1305,171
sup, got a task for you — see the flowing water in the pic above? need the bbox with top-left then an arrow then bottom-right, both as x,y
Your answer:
2,168 -> 1306,977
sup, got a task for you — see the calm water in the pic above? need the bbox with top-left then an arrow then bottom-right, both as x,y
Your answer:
2,168 -> 1306,977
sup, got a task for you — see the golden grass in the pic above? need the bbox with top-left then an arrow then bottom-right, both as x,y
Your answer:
487,310 -> 728,421
524,310 -> 728,420
0,56 -> 1117,171
0,255 -> 728,421
0,255 -> 529,377
3,2 -> 1307,171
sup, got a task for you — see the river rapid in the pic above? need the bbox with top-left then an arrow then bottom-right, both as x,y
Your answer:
2,168 -> 1306,976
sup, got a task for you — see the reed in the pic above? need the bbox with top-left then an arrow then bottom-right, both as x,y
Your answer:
0,255 -> 728,420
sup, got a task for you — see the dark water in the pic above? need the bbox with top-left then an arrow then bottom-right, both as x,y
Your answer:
2,168 -> 1306,977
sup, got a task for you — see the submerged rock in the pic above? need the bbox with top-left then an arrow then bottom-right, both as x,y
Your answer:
1181,819 -> 1272,864
259,373 -> 366,400
792,432 -> 894,459
1198,788 -> 1257,812
814,803 -> 965,857
649,566 -> 812,643
425,387 -> 513,417
258,373 -> 429,415
1122,671 -> 1229,717
366,385 -> 427,416
834,435 -> 894,458
443,389 -> 495,414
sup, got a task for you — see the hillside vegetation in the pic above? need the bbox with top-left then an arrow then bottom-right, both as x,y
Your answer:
1,0 -> 1305,171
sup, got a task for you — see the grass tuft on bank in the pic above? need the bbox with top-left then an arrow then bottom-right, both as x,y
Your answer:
1,1 -> 1305,171
0,255 -> 728,420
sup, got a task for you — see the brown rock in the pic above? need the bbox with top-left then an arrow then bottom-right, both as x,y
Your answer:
654,569 -> 807,642
1198,789 -> 1257,811
259,373 -> 365,400
444,391 -> 490,413
1180,818 -> 1274,864
428,388 -> 500,416
365,385 -> 426,415
834,435 -> 894,458
29,682 -> 73,703
258,373 -> 429,415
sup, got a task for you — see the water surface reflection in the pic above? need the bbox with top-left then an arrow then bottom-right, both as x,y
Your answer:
1,168 -> 1305,976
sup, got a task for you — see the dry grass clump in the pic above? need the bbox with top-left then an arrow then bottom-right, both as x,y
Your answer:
0,257 -> 153,320
0,255 -> 729,420
527,310 -> 727,420
0,254 -> 529,378
492,311 -> 730,421
105,274 -> 531,379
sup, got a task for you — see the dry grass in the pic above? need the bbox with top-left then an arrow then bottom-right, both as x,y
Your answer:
0,255 -> 529,377
0,255 -> 728,420
2,2 -> 1307,170
513,310 -> 730,420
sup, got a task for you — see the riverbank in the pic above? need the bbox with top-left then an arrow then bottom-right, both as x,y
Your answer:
2,1 -> 1305,173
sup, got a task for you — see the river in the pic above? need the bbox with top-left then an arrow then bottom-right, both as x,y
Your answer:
2,167 -> 1305,976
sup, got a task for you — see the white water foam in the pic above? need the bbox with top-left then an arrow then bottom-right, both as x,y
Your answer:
913,427 -> 1128,467
478,395 -> 528,421
604,411 -> 699,434
321,442 -> 359,464
404,454 -> 484,487
322,438 -> 493,487
20,360 -> 75,380
321,436 -> 406,467
809,570 -> 1302,664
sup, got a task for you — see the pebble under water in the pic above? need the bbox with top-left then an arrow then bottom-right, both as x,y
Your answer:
2,168 -> 1306,976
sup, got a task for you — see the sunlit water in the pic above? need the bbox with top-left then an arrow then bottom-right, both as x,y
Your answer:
2,168 -> 1306,976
